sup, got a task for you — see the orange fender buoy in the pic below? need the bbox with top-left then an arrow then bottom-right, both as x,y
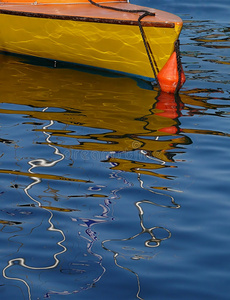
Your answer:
157,52 -> 186,94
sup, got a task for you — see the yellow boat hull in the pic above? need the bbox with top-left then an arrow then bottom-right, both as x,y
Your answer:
0,2 -> 183,81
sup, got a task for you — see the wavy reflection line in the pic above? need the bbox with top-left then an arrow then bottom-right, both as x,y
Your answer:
140,149 -> 166,165
101,157 -> 173,299
3,114 -> 67,300
48,213 -> 108,296
102,198 -> 172,299
137,172 -> 180,209
102,239 -> 143,300
79,229 -> 106,287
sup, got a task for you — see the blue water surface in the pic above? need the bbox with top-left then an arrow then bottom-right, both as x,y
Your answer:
0,0 -> 230,299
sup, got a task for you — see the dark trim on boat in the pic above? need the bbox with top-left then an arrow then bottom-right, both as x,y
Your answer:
0,8 -> 175,28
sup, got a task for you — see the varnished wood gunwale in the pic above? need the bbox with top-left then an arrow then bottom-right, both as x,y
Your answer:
0,9 -> 175,27
0,3 -> 179,28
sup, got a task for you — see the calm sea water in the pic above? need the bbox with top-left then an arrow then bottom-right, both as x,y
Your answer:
0,1 -> 230,299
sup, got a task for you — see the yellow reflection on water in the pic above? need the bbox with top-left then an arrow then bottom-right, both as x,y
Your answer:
0,53 -> 191,169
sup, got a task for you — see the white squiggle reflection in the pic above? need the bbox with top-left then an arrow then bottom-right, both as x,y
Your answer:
47,218 -> 107,297
102,197 -> 172,300
137,172 -> 180,209
140,149 -> 166,165
78,224 -> 106,285
3,111 -> 66,300
101,153 -> 177,300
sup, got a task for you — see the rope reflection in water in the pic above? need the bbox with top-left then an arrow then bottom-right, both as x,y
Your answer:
101,160 -> 181,300
101,198 -> 172,299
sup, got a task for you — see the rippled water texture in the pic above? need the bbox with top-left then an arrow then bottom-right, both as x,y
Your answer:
0,0 -> 230,299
